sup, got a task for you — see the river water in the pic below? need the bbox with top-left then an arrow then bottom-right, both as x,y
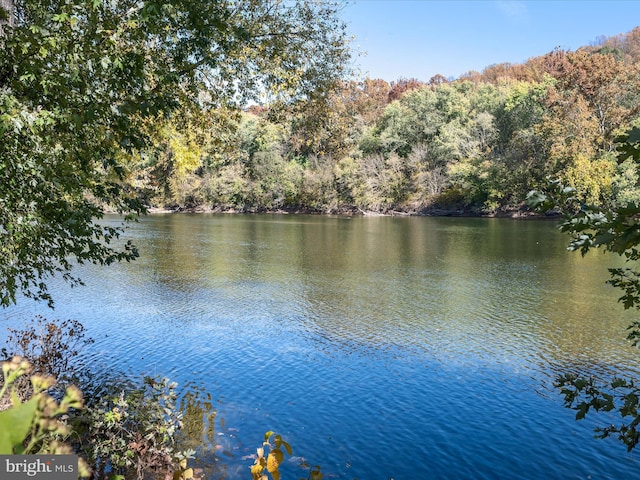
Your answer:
2,214 -> 640,479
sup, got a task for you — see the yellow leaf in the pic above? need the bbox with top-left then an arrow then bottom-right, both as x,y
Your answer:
182,467 -> 194,479
266,452 -> 279,473
251,464 -> 263,476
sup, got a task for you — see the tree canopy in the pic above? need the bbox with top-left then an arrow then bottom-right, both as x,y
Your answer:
58,27 -> 637,220
0,0 -> 351,306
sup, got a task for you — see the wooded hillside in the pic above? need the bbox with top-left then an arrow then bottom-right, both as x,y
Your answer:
128,27 -> 640,215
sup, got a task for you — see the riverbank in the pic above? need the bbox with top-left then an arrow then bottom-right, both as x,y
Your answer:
144,203 -> 552,218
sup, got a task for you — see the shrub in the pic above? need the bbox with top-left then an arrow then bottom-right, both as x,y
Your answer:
2,318 -> 194,480
75,376 -> 191,480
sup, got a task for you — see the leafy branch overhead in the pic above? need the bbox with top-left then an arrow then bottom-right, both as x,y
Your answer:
0,0 -> 351,307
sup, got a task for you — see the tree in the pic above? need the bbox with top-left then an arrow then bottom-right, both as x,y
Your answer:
534,48 -> 640,207
0,0 -> 351,306
544,48 -> 640,152
597,26 -> 640,63
285,78 -> 391,161
428,74 -> 448,86
387,77 -> 425,103
528,127 -> 640,452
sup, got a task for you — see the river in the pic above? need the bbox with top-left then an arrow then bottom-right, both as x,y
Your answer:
2,214 -> 639,479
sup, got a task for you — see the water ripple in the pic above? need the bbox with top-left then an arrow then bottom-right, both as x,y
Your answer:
2,215 -> 639,479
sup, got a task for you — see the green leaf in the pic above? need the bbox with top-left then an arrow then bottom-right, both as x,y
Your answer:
612,378 -> 629,389
52,13 -> 69,23
525,189 -> 547,207
574,379 -> 588,390
575,402 -> 589,420
626,127 -> 640,144
0,397 -> 39,453
282,440 -> 292,455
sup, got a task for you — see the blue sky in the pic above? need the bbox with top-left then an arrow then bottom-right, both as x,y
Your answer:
341,1 -> 640,82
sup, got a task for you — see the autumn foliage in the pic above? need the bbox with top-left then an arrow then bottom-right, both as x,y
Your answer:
113,25 -> 640,216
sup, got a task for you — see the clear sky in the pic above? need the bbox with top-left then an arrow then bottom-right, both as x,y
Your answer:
341,1 -> 640,82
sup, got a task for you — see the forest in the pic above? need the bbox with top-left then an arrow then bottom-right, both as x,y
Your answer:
131,27 -> 640,216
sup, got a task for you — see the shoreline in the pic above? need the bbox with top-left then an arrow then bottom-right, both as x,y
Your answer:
142,204 -> 558,219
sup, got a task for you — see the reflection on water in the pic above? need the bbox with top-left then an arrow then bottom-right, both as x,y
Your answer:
178,384 -> 222,479
2,214 -> 640,479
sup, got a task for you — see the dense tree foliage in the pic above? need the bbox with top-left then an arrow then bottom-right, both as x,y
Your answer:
0,0 -> 351,306
91,26 -> 640,220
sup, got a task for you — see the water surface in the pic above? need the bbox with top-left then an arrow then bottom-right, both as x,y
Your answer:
2,215 -> 639,479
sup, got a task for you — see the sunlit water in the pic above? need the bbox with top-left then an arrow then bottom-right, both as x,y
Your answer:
2,215 -> 640,479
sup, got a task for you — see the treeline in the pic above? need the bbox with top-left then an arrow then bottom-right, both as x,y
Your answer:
130,27 -> 640,215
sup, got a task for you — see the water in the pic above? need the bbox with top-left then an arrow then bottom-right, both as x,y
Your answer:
2,214 -> 640,479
